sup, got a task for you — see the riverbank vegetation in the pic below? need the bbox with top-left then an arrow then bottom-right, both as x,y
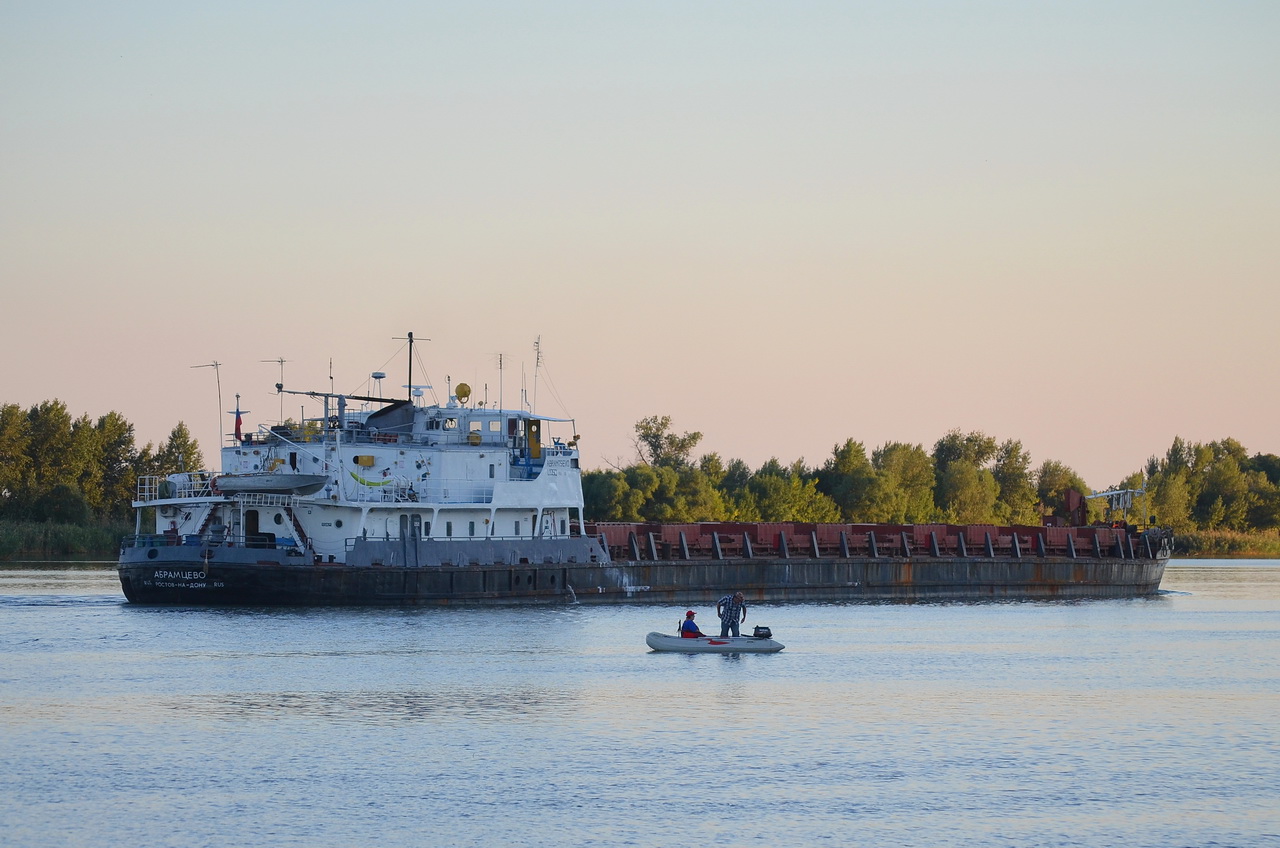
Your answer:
583,417 -> 1280,557
0,400 -> 201,557
0,520 -> 134,560
1172,530 -> 1280,559
4,400 -> 1278,558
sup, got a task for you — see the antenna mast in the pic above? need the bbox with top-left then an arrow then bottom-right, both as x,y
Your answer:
261,357 -> 288,422
394,331 -> 429,403
533,336 -> 542,413
190,361 -> 222,446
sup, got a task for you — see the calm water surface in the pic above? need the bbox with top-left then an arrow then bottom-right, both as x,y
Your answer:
1,560 -> 1277,848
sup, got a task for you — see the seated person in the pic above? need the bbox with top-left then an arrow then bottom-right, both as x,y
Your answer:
680,610 -> 707,638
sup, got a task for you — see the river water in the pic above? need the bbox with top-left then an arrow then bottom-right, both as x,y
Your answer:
1,560 -> 1277,848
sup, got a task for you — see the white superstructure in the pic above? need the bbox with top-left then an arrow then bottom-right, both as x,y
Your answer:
135,381 -> 589,565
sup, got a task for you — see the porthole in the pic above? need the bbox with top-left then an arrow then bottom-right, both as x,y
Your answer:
147,548 -> 159,559
273,514 -> 284,525
335,519 -> 344,528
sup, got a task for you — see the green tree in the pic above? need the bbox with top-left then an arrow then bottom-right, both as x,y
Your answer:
1151,470 -> 1193,532
1164,436 -> 1193,476
30,483 -> 91,524
865,443 -> 936,523
621,464 -> 728,523
936,461 -> 999,524
0,403 -> 32,516
1195,452 -> 1251,530
95,411 -> 138,520
991,439 -> 1039,524
698,453 -> 727,489
932,429 -> 998,479
583,469 -> 635,521
1247,453 -> 1280,487
154,422 -> 204,475
814,439 -> 876,521
1036,459 -> 1092,522
719,458 -> 752,497
633,415 -> 702,468
25,399 -> 76,498
745,465 -> 839,522
672,466 -> 728,521
68,414 -> 104,515
1245,478 -> 1280,530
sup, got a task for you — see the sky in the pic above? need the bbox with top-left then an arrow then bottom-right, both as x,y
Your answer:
2,2 -> 1277,490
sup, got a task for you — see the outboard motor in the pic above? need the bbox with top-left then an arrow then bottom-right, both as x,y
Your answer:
752,626 -> 772,639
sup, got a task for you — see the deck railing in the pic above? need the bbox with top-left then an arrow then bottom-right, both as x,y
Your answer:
136,474 -> 216,502
122,533 -> 304,551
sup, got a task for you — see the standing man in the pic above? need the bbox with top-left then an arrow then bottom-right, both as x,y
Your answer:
716,591 -> 747,638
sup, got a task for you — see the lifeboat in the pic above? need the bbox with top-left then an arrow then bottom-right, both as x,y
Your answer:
212,473 -> 329,496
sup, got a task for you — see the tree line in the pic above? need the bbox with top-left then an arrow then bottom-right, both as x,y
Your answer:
583,416 -> 1280,533
0,400 -> 204,524
4,402 -> 1278,537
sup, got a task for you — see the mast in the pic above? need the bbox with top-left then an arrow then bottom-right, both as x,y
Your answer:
394,331 -> 428,403
190,361 -> 222,446
533,336 -> 542,413
262,357 -> 288,423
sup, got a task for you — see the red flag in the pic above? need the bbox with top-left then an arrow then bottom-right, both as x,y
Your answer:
234,410 -> 242,441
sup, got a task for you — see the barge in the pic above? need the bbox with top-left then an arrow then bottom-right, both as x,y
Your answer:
118,518 -> 1170,606
117,341 -> 1171,606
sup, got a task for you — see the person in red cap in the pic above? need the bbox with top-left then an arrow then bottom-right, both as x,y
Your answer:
679,609 -> 708,638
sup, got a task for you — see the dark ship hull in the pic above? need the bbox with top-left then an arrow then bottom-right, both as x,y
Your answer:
117,522 -> 1170,606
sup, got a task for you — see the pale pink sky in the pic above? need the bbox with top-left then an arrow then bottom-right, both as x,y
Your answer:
2,3 -> 1277,490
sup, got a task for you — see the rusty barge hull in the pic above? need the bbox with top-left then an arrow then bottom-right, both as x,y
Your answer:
117,554 -> 1166,607
117,521 -> 1170,606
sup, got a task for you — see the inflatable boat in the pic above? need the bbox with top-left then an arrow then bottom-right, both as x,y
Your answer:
645,631 -> 784,653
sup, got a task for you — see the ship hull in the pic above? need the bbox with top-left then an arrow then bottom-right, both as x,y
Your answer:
117,550 -> 1167,606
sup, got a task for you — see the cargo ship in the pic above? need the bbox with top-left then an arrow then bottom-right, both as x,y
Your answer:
117,344 -> 1171,606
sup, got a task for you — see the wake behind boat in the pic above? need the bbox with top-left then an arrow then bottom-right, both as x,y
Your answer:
646,631 -> 785,653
